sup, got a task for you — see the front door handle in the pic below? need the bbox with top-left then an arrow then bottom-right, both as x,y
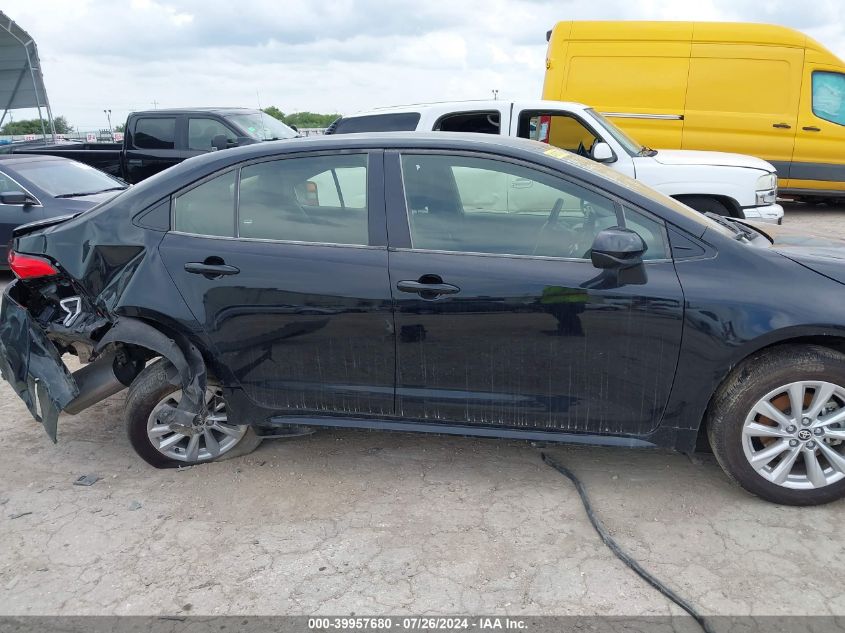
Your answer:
802,126 -> 821,132
184,262 -> 240,277
397,280 -> 460,297
772,122 -> 792,129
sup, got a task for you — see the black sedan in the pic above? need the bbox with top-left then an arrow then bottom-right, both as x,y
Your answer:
1,133 -> 844,506
0,155 -> 127,264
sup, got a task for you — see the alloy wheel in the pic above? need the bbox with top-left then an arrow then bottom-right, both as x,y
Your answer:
146,386 -> 246,463
742,381 -> 845,490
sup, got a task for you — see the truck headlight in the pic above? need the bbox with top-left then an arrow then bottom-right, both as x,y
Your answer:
755,172 -> 778,205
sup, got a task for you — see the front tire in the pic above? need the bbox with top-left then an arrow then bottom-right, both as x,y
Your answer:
707,345 -> 845,505
676,195 -> 732,217
126,360 -> 262,468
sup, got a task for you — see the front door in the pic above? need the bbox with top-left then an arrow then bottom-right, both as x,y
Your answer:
158,150 -> 395,417
790,66 -> 845,194
387,151 -> 684,436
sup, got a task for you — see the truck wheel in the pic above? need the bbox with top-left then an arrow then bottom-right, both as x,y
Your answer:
707,345 -> 845,506
126,359 -> 262,468
675,195 -> 732,216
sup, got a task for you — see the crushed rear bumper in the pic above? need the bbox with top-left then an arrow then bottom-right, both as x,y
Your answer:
0,282 -> 79,442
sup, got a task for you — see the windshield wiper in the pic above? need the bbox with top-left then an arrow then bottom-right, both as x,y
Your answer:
637,146 -> 658,157
55,186 -> 128,198
704,212 -> 757,241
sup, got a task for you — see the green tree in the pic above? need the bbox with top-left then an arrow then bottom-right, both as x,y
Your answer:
262,106 -> 340,129
114,123 -> 125,133
1,115 -> 73,135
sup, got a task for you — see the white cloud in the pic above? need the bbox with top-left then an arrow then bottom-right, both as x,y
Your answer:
4,0 -> 845,132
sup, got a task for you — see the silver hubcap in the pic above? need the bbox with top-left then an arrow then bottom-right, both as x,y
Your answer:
743,381 -> 845,490
146,386 -> 246,463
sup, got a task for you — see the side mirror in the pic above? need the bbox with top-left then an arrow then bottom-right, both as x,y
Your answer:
591,141 -> 615,163
591,227 -> 647,269
211,134 -> 229,151
0,191 -> 34,206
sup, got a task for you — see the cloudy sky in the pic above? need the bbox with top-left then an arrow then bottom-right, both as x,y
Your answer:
5,0 -> 845,132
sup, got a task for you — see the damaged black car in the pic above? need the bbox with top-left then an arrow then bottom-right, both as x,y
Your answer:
2,132 -> 845,506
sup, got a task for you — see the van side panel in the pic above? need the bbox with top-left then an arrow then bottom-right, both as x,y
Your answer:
544,22 -> 693,149
682,40 -> 802,181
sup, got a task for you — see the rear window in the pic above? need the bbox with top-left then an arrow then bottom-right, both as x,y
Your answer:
329,113 -> 421,134
133,118 -> 176,149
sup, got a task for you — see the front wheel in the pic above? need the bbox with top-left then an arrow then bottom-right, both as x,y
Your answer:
707,345 -> 845,505
126,360 -> 262,468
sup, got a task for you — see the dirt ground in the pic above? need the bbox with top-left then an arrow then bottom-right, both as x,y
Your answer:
0,203 -> 843,620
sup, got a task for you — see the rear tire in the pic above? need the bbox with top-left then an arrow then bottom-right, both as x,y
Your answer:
126,359 -> 262,468
707,345 -> 845,505
676,195 -> 732,217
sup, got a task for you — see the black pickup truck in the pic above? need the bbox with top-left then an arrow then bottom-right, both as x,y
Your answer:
5,107 -> 298,184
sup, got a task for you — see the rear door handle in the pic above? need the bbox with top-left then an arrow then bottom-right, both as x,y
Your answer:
397,280 -> 460,296
802,126 -> 821,132
184,262 -> 240,276
772,122 -> 792,129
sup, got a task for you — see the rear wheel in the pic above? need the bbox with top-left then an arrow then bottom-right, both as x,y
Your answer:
707,345 -> 845,505
126,360 -> 262,468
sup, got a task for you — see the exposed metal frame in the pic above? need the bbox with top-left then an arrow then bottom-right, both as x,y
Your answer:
0,11 -> 56,141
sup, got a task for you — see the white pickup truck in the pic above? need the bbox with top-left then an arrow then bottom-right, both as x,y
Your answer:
326,100 -> 783,224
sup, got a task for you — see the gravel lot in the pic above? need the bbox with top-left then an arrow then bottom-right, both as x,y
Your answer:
0,203 -> 843,621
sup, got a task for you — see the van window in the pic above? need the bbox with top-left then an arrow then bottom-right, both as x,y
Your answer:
435,111 -> 500,134
329,113 -> 420,134
687,58 -> 791,115
133,117 -> 176,149
812,72 -> 845,126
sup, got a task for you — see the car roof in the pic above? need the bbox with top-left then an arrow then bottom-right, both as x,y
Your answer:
340,100 -> 591,119
129,107 -> 261,116
0,153 -> 68,165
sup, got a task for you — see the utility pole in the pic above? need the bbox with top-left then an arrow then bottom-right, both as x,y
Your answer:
492,89 -> 499,100
151,100 -> 159,109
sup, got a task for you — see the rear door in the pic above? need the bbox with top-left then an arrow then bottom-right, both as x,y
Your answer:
124,115 -> 187,183
158,150 -> 395,418
386,150 -> 684,436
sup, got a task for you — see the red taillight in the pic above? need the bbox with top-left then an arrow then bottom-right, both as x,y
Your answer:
8,251 -> 59,279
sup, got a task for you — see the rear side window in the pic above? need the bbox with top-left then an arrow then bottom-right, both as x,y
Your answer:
435,111 -> 500,134
133,118 -> 176,149
238,154 -> 369,245
330,113 -> 420,134
173,171 -> 236,237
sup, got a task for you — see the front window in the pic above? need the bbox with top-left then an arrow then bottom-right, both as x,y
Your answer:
400,153 -> 668,260
586,109 -> 644,156
518,112 -> 600,158
812,71 -> 845,126
12,159 -> 126,198
188,118 -> 238,151
225,113 -> 298,141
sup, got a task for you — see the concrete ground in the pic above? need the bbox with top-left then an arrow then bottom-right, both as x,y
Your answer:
0,203 -> 843,620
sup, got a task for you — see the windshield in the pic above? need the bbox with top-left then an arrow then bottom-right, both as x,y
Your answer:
225,113 -> 298,141
586,109 -> 647,156
13,159 -> 126,198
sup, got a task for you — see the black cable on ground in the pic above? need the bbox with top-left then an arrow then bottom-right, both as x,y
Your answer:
540,452 -> 714,633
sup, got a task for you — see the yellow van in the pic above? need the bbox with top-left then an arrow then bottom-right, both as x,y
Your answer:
543,21 -> 845,201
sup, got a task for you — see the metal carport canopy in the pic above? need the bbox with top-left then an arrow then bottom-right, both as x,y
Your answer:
0,11 -> 55,138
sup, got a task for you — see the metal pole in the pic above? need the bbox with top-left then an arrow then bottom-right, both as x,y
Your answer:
23,41 -> 55,141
